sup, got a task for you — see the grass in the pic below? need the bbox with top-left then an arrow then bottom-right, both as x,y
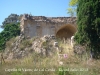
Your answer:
0,38 -> 100,75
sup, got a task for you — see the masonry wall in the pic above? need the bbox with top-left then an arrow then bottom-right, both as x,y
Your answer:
20,14 -> 77,38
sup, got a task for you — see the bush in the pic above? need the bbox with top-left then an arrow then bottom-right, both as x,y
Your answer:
0,23 -> 20,51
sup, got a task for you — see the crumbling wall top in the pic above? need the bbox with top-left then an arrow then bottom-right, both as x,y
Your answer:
20,14 -> 76,24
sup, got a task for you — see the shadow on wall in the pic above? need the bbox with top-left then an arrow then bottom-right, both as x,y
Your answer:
56,24 -> 77,39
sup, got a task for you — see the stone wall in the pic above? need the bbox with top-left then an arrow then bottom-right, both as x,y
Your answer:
20,14 -> 77,39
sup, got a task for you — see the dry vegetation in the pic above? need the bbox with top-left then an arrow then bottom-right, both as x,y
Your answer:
0,38 -> 100,75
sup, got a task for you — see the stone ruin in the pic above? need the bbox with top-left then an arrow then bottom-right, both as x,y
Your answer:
2,14 -> 78,60
20,14 -> 77,39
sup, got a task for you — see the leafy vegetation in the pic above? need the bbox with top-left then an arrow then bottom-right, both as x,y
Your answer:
74,0 -> 100,59
1,14 -> 19,28
67,0 -> 78,17
69,0 -> 78,6
0,23 -> 20,50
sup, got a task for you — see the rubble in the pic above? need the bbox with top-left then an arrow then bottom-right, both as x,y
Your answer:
4,35 -> 59,59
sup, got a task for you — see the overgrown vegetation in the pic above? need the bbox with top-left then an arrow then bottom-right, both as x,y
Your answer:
0,23 -> 20,50
74,0 -> 100,59
0,39 -> 100,75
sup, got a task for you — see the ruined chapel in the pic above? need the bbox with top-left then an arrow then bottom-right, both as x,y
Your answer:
20,14 -> 77,39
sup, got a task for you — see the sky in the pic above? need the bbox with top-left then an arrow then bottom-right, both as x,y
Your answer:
0,0 -> 71,32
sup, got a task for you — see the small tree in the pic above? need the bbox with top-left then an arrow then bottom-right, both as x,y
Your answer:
1,14 -> 19,28
67,0 -> 78,17
67,8 -> 76,17
0,23 -> 20,50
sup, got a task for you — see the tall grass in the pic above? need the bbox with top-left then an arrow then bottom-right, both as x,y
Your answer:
0,38 -> 100,75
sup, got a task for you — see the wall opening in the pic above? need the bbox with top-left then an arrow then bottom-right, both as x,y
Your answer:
56,24 -> 77,39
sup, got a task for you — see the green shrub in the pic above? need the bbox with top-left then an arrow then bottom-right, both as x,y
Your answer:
21,39 -> 32,47
0,23 -> 20,51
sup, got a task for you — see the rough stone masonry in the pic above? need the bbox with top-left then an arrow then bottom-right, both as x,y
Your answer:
20,14 -> 77,39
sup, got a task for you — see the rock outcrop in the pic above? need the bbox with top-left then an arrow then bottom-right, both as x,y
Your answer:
4,35 -> 59,59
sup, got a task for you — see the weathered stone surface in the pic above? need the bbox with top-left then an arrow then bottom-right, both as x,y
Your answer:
3,35 -> 64,59
7,53 -> 13,60
73,45 -> 86,55
54,41 -> 58,47
20,14 -> 77,39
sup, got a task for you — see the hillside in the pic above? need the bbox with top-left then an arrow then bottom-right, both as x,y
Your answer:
0,35 -> 100,75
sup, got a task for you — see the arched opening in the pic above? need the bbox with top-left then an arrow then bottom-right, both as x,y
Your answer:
56,24 -> 77,39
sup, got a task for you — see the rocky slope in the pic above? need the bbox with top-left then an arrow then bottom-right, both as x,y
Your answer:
3,35 -> 60,59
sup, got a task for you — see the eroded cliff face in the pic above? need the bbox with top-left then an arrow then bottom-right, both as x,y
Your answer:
20,14 -> 77,39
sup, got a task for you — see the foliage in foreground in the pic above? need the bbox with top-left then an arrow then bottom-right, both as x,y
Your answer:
75,0 -> 100,59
